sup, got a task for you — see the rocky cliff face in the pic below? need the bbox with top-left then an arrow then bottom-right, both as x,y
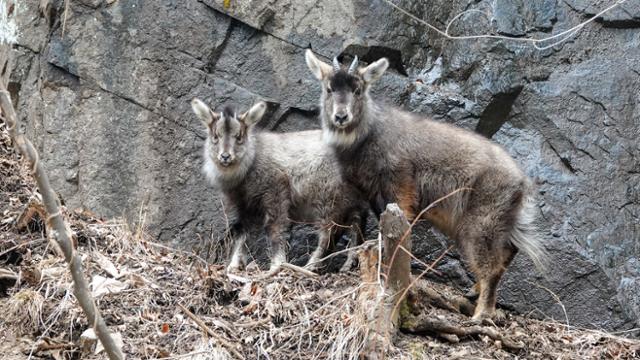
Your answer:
9,0 -> 639,329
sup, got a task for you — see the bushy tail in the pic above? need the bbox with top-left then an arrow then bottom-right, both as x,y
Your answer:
510,195 -> 549,272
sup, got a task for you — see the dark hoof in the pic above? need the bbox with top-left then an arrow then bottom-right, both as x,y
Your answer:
492,309 -> 507,326
464,288 -> 479,301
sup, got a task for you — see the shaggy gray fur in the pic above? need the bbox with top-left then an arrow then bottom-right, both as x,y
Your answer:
305,50 -> 548,320
191,98 -> 367,272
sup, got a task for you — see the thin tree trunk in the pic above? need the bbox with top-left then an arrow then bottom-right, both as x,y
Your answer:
0,83 -> 124,360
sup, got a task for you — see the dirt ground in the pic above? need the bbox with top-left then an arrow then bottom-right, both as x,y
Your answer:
1,119 -> 639,360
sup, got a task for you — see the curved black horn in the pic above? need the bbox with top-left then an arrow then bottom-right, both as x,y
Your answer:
348,55 -> 359,74
332,57 -> 341,72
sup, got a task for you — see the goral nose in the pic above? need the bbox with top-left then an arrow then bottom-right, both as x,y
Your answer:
334,113 -> 348,125
220,153 -> 231,162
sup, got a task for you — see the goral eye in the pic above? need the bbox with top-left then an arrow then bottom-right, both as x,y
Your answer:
326,86 -> 333,94
235,134 -> 244,144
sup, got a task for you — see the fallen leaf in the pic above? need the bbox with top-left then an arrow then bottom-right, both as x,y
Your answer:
16,200 -> 45,231
161,323 -> 169,333
341,313 -> 351,326
91,275 -> 128,298
94,252 -> 120,278
243,302 -> 257,315
128,273 -> 146,288
144,345 -> 170,358
238,282 -> 260,305
80,328 -> 97,353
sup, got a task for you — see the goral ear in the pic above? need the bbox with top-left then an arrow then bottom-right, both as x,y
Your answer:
305,49 -> 333,80
359,58 -> 389,84
191,98 -> 220,128
240,101 -> 267,126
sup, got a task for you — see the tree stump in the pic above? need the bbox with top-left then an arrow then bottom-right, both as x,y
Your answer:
357,203 -> 411,359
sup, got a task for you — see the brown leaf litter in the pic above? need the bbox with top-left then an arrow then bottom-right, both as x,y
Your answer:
1,118 -> 639,360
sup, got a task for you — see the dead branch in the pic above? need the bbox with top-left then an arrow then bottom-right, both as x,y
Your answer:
226,272 -> 251,284
177,303 -> 244,359
0,85 -> 124,360
35,339 -> 75,352
248,261 -> 320,282
409,280 -> 476,317
0,268 -> 18,282
401,313 -> 525,350
304,239 -> 371,269
281,262 -> 319,277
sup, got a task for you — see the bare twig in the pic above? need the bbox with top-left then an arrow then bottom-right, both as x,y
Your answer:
391,245 -> 455,320
0,85 -> 123,360
281,262 -> 319,278
157,350 -> 211,360
177,303 -> 244,359
235,318 -> 271,328
386,187 -> 471,283
304,238 -> 374,269
159,350 -> 212,360
248,261 -> 321,282
0,238 -> 46,258
526,280 -> 570,329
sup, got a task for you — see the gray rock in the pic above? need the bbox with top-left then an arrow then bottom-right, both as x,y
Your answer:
494,0 -> 557,36
565,0 -> 640,27
9,0 -> 639,330
503,56 -> 640,324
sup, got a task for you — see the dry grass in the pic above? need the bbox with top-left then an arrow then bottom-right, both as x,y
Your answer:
5,289 -> 45,333
1,118 -> 639,359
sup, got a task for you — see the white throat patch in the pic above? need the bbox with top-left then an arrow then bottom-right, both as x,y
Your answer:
322,126 -> 360,147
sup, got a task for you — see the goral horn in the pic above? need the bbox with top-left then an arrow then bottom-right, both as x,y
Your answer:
332,57 -> 341,72
348,55 -> 359,74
